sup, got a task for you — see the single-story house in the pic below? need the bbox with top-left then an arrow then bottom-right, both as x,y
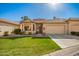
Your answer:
0,19 -> 19,35
0,18 -> 79,35
20,18 -> 79,34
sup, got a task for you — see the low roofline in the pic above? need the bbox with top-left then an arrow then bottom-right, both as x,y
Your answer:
0,19 -> 19,26
32,19 -> 65,23
20,18 -> 79,24
65,18 -> 79,22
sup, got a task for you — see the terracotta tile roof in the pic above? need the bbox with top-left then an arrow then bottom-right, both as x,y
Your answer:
69,18 -> 79,20
33,18 -> 48,21
65,18 -> 79,22
32,18 -> 48,23
0,18 -> 19,26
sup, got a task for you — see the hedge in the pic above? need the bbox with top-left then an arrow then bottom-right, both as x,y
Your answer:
71,31 -> 79,36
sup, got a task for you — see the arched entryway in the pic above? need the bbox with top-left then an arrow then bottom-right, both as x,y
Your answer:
36,23 -> 43,34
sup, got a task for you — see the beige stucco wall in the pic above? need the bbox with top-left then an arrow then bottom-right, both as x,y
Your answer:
43,20 -> 79,34
20,22 -> 36,34
20,20 -> 79,35
67,21 -> 79,34
0,23 -> 18,35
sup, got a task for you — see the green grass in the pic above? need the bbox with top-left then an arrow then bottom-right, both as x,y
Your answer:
0,37 -> 61,56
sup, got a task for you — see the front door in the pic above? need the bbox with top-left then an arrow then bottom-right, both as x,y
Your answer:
36,23 -> 43,34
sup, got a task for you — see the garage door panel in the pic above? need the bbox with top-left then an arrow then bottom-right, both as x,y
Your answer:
45,25 -> 65,34
71,26 -> 79,32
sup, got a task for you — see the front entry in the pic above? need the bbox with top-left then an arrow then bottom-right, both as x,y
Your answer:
36,23 -> 43,34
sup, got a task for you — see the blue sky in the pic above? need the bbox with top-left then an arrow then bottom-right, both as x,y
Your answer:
0,3 -> 79,22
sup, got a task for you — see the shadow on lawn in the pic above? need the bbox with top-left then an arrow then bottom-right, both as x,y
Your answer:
0,36 -> 50,40
0,36 -> 30,40
32,37 -> 50,39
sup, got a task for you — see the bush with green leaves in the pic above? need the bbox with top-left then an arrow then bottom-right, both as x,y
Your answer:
13,29 -> 21,34
3,31 -> 9,36
20,31 -> 26,35
71,31 -> 76,35
71,31 -> 79,36
28,32 -> 32,35
76,32 -> 79,36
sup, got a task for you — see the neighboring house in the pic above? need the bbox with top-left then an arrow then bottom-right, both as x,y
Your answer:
20,18 -> 79,34
0,19 -> 19,35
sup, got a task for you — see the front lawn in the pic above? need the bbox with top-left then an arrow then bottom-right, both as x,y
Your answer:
0,37 -> 61,56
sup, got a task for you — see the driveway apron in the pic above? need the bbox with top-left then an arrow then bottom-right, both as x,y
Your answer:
49,34 -> 79,48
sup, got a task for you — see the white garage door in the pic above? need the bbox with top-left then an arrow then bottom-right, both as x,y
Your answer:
45,25 -> 65,34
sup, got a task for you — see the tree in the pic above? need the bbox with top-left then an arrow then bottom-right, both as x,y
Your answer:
21,16 -> 30,21
53,16 -> 56,20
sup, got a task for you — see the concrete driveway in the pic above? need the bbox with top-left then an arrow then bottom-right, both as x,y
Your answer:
49,34 -> 79,48
44,44 -> 79,56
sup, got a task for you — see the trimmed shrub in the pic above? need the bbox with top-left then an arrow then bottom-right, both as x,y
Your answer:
71,31 -> 79,36
3,31 -> 9,36
28,32 -> 32,35
36,31 -> 39,34
20,31 -> 26,35
13,29 -> 21,34
71,31 -> 76,35
76,32 -> 79,36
